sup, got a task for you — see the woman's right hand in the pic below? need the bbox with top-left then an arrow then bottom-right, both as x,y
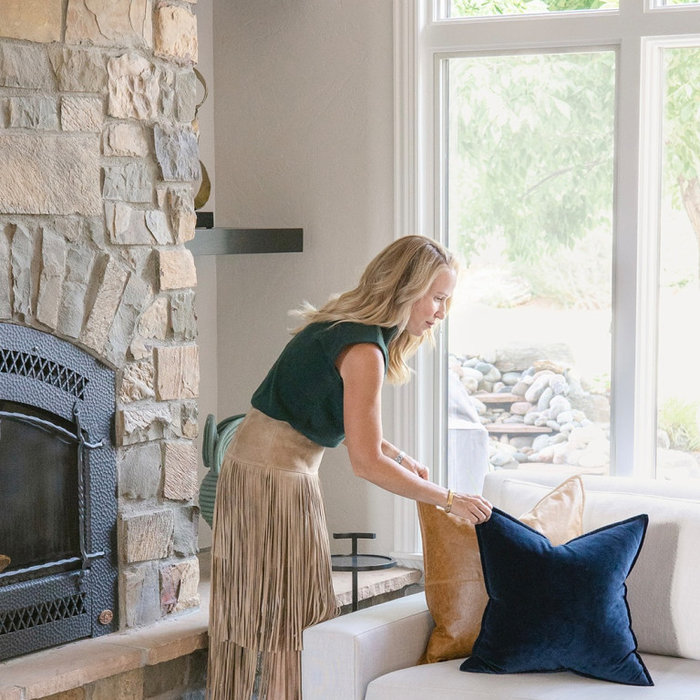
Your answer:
450,493 -> 492,525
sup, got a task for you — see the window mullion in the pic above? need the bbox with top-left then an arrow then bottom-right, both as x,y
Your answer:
611,34 -> 647,476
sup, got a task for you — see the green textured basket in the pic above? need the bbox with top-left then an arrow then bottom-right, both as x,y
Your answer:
199,413 -> 246,528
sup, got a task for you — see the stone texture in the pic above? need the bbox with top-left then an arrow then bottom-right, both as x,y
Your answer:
121,563 -> 161,627
61,96 -> 103,132
0,226 -> 12,319
66,0 -> 152,48
119,360 -> 155,404
43,688 -> 85,700
158,249 -> 196,290
7,97 -> 59,130
36,228 -> 67,330
105,202 -> 171,246
187,650 -> 208,694
90,668 -> 144,700
154,124 -> 200,181
154,4 -> 198,63
102,122 -> 149,156
50,216 -> 85,244
146,210 -> 172,244
155,345 -> 199,400
138,296 -> 169,339
172,505 -> 199,557
129,337 -> 156,362
0,639 -> 145,698
180,401 -> 198,439
159,558 -> 199,616
10,224 -> 34,319
167,188 -> 196,244
108,53 -> 164,121
0,43 -> 54,89
143,656 -> 187,696
49,47 -> 108,93
103,162 -> 152,203
170,290 -> 197,341
175,69 -> 197,123
117,402 -> 180,445
120,508 -> 174,563
117,442 -> 161,500
82,257 -> 129,354
56,246 -> 94,338
163,442 -> 198,501
0,133 -> 101,215
0,0 -> 62,43
106,274 -> 153,367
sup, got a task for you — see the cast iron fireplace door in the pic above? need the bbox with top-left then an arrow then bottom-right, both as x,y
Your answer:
0,323 -> 118,661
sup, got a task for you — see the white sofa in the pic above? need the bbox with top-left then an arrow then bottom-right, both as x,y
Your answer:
302,470 -> 700,699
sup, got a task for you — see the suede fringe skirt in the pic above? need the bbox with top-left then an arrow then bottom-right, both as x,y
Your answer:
208,408 -> 338,699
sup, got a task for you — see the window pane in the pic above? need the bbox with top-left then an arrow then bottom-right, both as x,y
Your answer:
445,52 -> 615,486
447,0 -> 618,19
656,46 -> 700,480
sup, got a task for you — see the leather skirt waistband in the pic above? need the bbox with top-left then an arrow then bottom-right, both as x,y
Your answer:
226,407 -> 325,475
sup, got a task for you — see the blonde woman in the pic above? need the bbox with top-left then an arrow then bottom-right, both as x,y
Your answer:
208,235 -> 492,699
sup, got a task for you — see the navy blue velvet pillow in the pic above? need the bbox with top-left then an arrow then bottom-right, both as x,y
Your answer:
460,508 -> 652,686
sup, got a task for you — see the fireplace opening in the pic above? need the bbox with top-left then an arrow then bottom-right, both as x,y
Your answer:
0,324 -> 118,661
0,400 -> 85,580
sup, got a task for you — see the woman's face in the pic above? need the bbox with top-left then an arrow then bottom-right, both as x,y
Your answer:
406,267 -> 457,337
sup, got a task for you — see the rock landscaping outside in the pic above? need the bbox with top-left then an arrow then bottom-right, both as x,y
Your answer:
450,352 -> 612,474
451,349 -> 700,479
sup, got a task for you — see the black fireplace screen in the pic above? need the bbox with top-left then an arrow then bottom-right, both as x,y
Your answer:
1,402 -> 81,572
0,324 -> 118,660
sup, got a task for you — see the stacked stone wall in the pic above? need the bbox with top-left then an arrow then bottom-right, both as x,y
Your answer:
0,0 -> 201,629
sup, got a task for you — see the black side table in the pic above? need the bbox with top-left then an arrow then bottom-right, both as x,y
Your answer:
331,532 -> 396,612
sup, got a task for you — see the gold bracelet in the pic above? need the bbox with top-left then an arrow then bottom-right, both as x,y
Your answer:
444,489 -> 454,514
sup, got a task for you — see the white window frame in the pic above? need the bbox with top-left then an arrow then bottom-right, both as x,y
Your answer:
392,0 -> 700,560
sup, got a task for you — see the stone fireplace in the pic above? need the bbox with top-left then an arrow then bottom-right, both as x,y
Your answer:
0,0 -> 201,661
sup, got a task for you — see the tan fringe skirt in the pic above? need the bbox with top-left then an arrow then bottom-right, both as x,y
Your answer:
208,408 -> 338,699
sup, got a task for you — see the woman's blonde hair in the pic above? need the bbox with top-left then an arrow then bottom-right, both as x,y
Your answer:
294,235 -> 459,384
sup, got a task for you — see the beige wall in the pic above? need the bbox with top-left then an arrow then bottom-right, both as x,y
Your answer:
192,0 -> 217,549
195,0 -> 397,555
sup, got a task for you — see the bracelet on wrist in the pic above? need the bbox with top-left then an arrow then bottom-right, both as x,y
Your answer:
444,489 -> 454,514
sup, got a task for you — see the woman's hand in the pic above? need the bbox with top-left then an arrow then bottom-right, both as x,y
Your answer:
450,493 -> 492,525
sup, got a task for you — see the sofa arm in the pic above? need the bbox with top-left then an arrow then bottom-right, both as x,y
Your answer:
301,593 -> 433,700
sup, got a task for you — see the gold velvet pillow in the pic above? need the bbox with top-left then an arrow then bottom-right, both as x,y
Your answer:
417,475 -> 585,664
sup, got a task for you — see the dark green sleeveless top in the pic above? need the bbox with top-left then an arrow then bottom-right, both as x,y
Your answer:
251,321 -> 397,447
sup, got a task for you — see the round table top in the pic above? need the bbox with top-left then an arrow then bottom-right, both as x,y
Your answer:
330,554 -> 397,572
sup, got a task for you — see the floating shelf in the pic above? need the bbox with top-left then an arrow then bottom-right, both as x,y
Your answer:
186,228 -> 303,256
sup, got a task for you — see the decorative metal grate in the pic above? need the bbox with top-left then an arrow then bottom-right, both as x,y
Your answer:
0,349 -> 88,399
0,593 -> 87,635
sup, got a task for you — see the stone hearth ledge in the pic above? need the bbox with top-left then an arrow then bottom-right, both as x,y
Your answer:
0,554 -> 421,699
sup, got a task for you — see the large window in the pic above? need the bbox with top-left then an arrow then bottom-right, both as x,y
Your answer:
392,0 -> 700,556
446,50 -> 616,479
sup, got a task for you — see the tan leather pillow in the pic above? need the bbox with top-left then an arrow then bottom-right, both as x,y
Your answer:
417,475 -> 585,663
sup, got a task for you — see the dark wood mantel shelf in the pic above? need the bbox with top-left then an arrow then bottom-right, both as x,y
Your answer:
186,228 -> 303,256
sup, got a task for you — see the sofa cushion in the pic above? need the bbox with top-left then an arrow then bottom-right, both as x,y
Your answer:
482,471 -> 700,660
417,476 -> 584,663
461,508 -> 652,686
365,653 -> 700,700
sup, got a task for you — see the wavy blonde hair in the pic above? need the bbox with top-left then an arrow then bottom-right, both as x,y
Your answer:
293,235 -> 459,384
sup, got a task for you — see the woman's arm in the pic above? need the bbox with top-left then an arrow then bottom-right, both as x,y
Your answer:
337,343 -> 491,524
380,438 -> 429,480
